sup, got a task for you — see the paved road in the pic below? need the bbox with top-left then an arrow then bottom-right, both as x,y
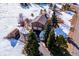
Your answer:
39,42 -> 51,56
73,5 -> 79,46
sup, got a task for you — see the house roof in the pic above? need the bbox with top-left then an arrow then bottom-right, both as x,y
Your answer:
32,15 -> 48,25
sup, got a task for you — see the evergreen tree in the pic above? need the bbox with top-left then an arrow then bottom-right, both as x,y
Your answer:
56,35 -> 68,49
20,3 -> 29,8
31,13 -> 34,17
44,19 -> 52,44
62,4 -> 70,11
51,45 -> 70,56
50,35 -> 71,56
46,28 -> 56,51
53,4 -> 57,11
51,5 -> 59,28
49,3 -> 53,8
49,3 -> 53,10
46,32 -> 71,56
24,31 -> 40,56
51,12 -> 59,28
55,35 -> 71,56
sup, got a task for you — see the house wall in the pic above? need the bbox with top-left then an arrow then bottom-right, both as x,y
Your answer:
32,22 -> 44,31
6,28 -> 20,39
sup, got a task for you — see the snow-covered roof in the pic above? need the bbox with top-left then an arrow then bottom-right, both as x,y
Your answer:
32,15 -> 48,25
56,4 -> 63,9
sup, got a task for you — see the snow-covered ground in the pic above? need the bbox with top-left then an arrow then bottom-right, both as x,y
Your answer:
0,3 -> 26,56
0,39 -> 25,56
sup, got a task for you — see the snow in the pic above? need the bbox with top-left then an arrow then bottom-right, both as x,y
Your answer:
55,27 -> 68,38
55,11 -> 75,38
56,4 -> 62,9
60,12 -> 73,21
58,11 -> 75,35
18,27 -> 29,34
59,24 -> 70,35
0,23 -> 17,38
0,39 -> 25,56
21,4 -> 43,20
48,9 -> 53,18
65,11 -> 75,15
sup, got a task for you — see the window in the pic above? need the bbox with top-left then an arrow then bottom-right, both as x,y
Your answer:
33,27 -> 37,30
38,27 -> 42,30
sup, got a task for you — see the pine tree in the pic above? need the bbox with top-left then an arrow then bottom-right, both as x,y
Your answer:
20,3 -> 29,8
53,4 -> 56,11
46,33 -> 71,56
51,35 -> 70,56
49,3 -> 53,10
62,4 -> 70,11
49,35 -> 71,56
49,3 -> 53,8
56,35 -> 68,49
24,31 -> 40,56
46,28 -> 56,51
44,19 -> 52,44
52,5 -> 59,28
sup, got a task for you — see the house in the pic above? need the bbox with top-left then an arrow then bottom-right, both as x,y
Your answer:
31,14 -> 48,37
5,28 -> 20,40
32,14 -> 48,31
